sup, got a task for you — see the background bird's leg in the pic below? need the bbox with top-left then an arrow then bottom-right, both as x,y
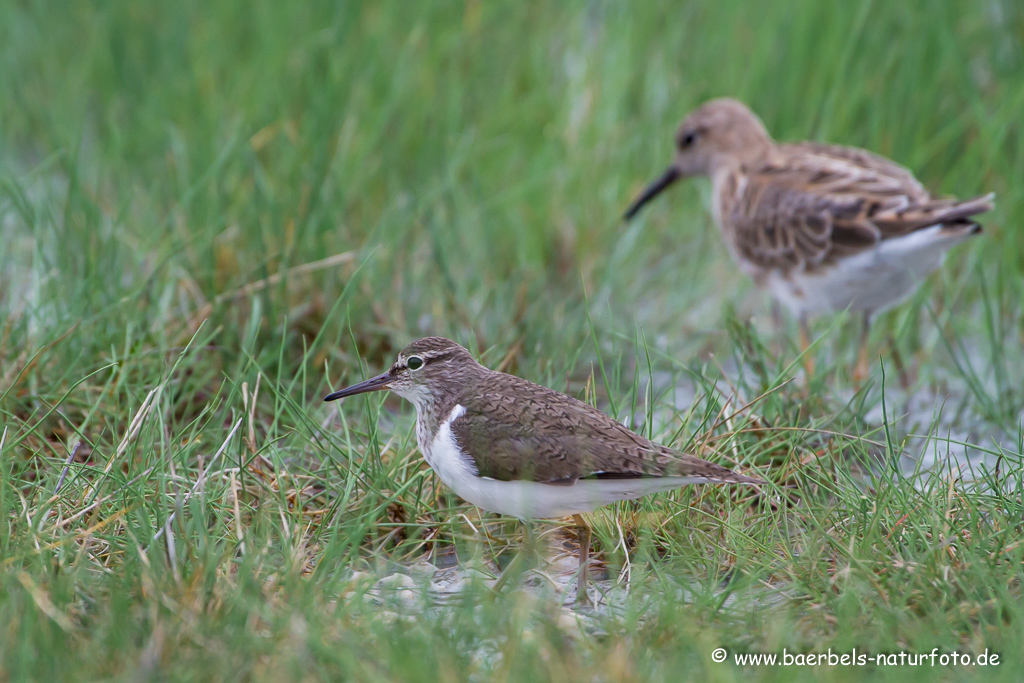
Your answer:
888,332 -> 911,390
771,300 -> 786,355
854,312 -> 871,383
572,514 -> 592,605
798,314 -> 815,377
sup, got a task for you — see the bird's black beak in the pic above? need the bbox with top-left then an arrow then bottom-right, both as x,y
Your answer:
623,166 -> 681,220
323,372 -> 392,402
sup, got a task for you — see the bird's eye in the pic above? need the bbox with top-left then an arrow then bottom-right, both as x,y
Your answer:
680,132 -> 697,148
406,356 -> 424,371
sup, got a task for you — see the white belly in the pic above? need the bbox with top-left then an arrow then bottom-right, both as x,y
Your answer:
765,224 -> 970,318
422,405 -> 710,519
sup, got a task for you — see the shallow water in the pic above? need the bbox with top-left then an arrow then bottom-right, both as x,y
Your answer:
351,526 -> 621,621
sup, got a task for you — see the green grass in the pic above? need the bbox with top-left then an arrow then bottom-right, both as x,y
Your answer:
1,0 -> 1023,680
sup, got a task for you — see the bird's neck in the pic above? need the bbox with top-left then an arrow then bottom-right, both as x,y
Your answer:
407,386 -> 462,455
709,140 -> 772,177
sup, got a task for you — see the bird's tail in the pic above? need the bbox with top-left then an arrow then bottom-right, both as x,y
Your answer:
914,192 -> 995,234
674,453 -> 766,485
876,192 -> 995,235
941,192 -> 997,222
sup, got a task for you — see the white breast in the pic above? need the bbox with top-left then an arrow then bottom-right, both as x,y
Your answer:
422,405 -> 718,520
421,404 -> 477,486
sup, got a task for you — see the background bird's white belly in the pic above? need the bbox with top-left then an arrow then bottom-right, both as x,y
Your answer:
766,224 -> 967,317
424,405 -> 711,519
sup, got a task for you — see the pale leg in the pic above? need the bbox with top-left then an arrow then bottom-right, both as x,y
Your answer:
491,521 -> 534,594
799,315 -> 815,377
572,514 -> 592,605
854,312 -> 871,383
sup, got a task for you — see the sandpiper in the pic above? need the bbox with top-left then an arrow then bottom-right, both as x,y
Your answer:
324,336 -> 763,600
624,98 -> 994,376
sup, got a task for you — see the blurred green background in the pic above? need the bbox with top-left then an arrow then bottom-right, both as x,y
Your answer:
3,0 -> 1020,373
1,1 -> 1023,680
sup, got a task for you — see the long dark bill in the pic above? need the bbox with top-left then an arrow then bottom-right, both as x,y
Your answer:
323,372 -> 391,402
622,166 -> 681,220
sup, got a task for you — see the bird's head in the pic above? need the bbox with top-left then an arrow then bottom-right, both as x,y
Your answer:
624,98 -> 772,220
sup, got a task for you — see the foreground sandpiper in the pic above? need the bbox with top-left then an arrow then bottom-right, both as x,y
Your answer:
624,98 -> 994,376
325,336 -> 763,600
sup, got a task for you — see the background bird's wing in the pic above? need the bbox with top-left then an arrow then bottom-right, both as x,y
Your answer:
724,142 -> 992,270
448,374 -> 759,485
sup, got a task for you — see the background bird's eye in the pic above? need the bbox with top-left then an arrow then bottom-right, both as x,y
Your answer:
407,356 -> 424,370
680,132 -> 696,148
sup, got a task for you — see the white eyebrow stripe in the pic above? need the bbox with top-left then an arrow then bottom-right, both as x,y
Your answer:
394,347 -> 455,370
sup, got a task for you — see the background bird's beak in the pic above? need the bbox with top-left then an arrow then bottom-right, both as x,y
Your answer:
323,372 -> 392,401
623,166 -> 681,220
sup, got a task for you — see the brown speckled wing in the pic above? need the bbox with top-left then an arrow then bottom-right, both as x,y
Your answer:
448,372 -> 761,485
722,143 -> 993,271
